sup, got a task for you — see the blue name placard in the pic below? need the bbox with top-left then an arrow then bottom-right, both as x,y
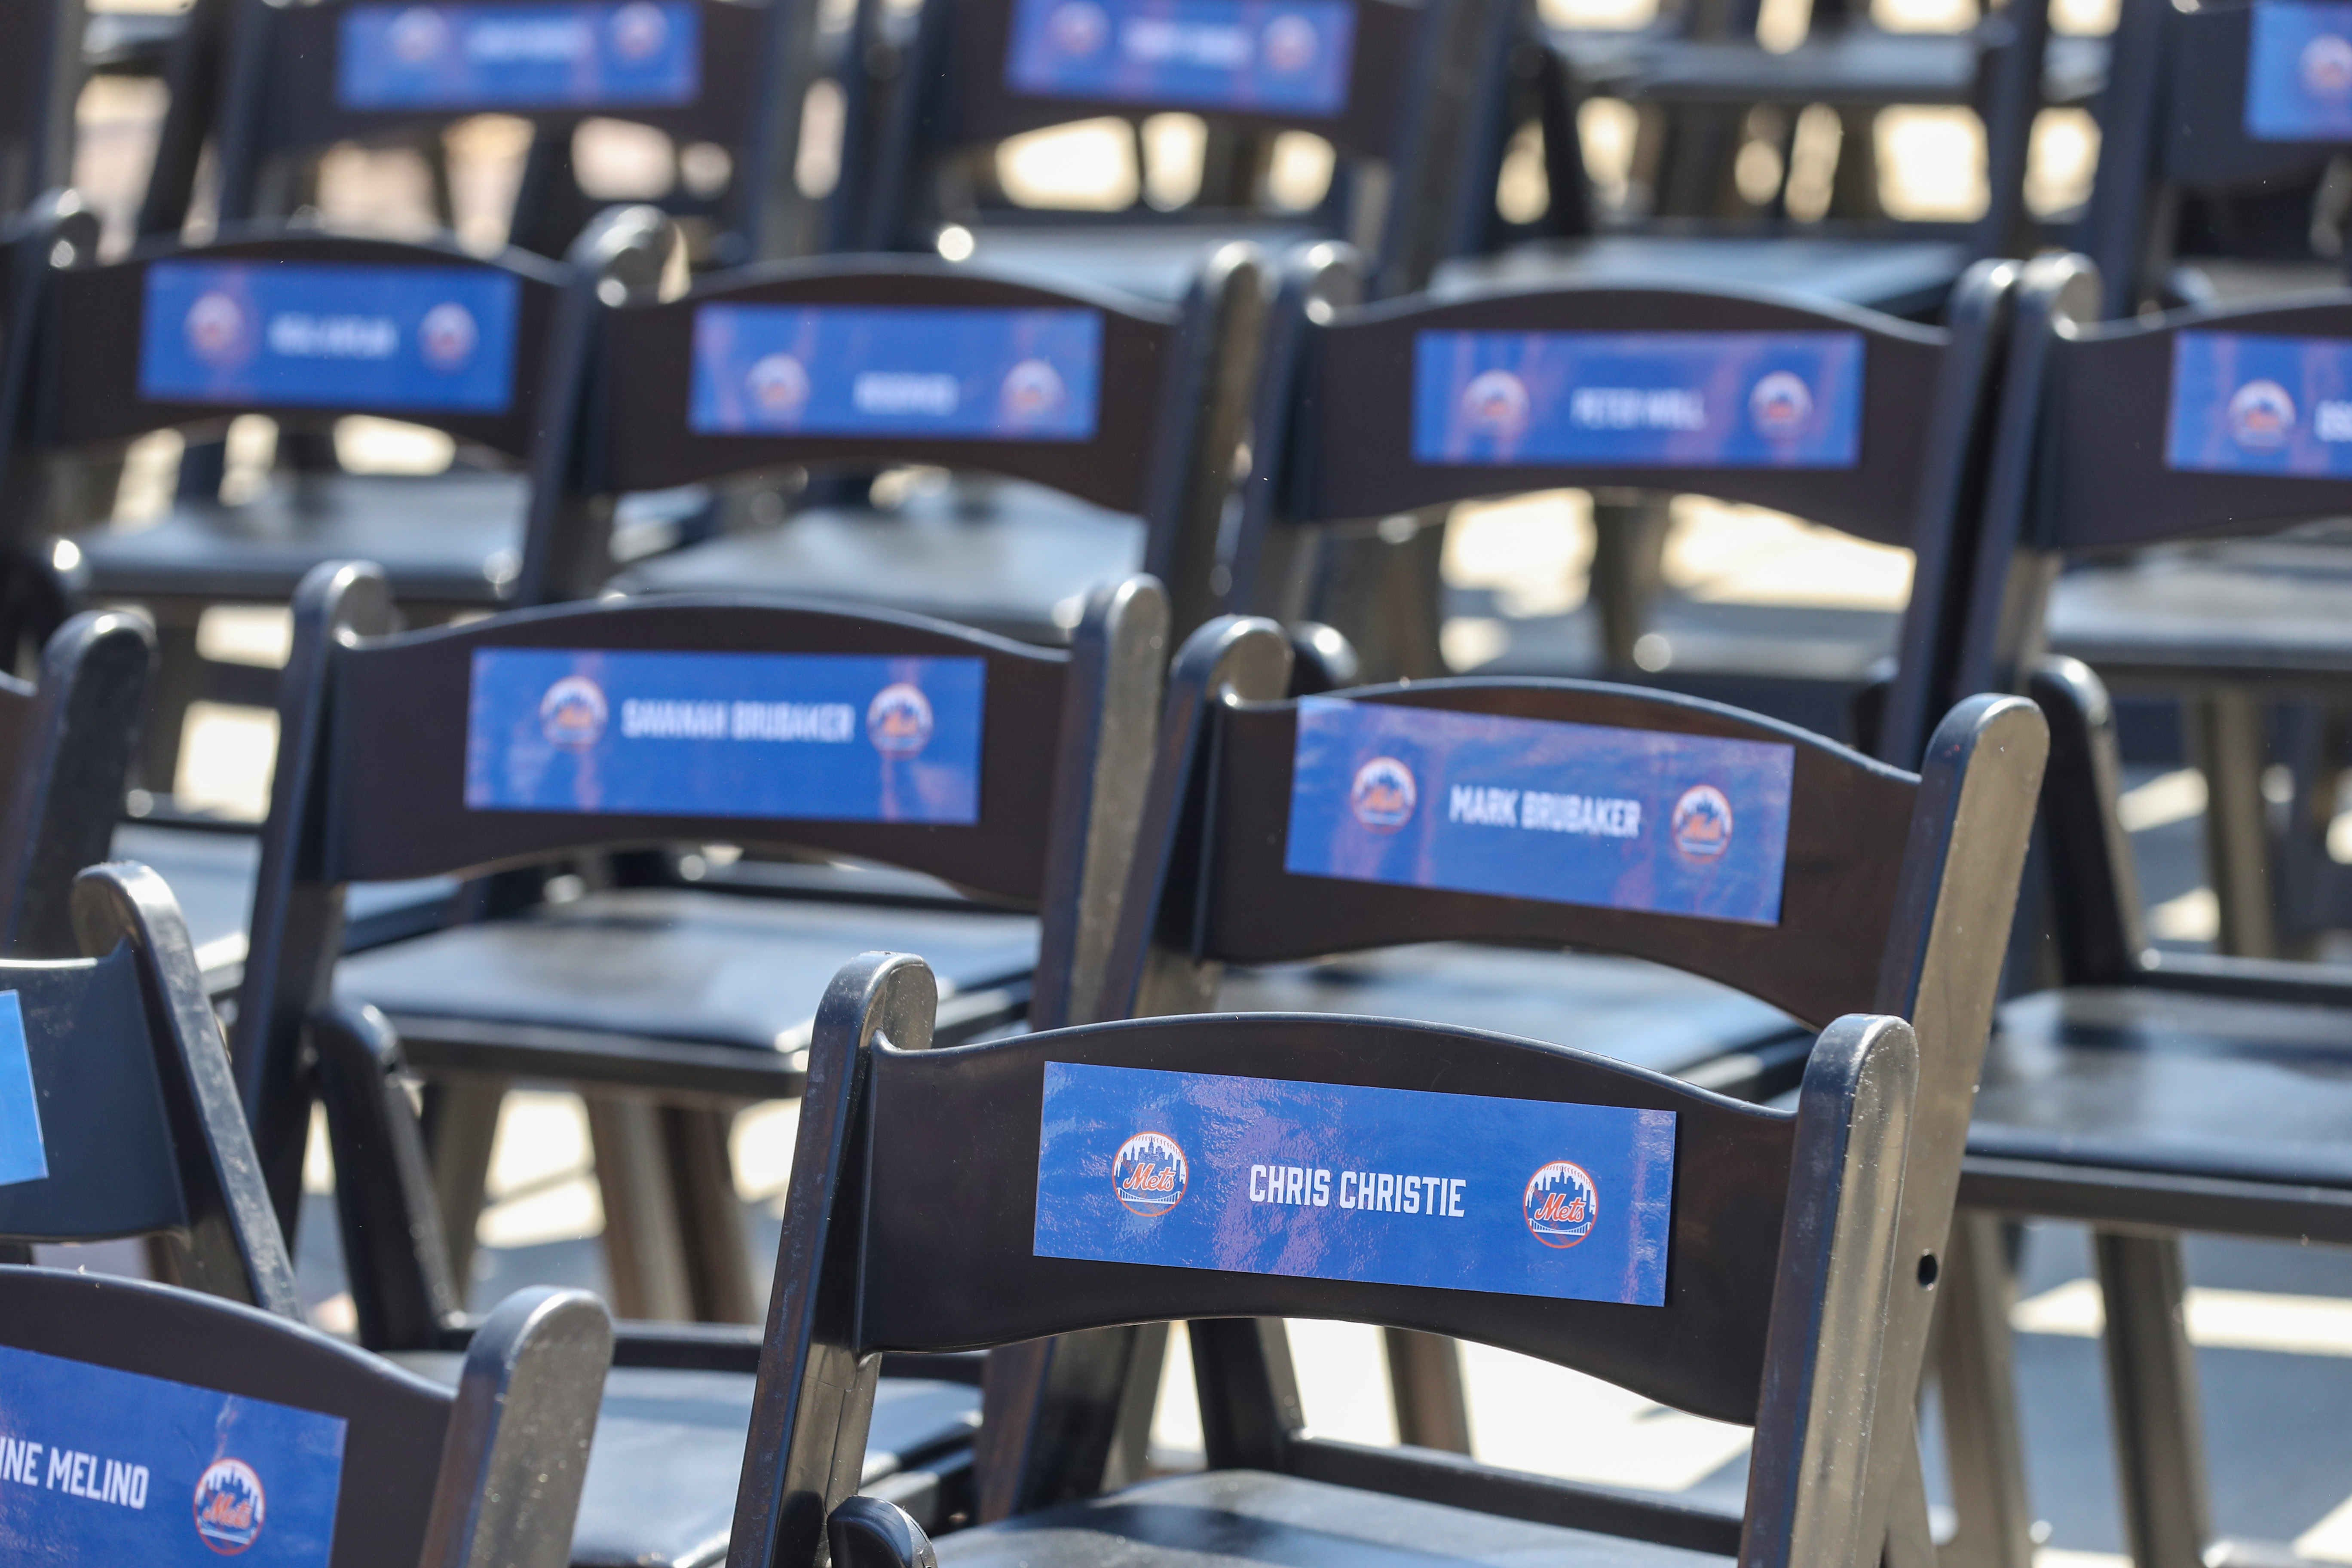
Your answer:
0,995 -> 44,1190
2166,330 -> 2352,477
1414,329 -> 1864,470
1035,1062 -> 1676,1304
140,261 -> 519,413
338,1 -> 700,110
465,648 -> 986,823
1283,697 -> 1795,926
689,304 -> 1103,442
1004,0 -> 1356,116
2246,1 -> 2352,141
0,1342 -> 346,1565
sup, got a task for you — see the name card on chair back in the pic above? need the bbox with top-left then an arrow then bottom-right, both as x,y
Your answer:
1412,329 -> 1864,470
1283,696 -> 1795,925
2165,329 -> 2352,477
463,648 -> 986,821
0,1343 -> 347,1565
0,996 -> 45,1189
1003,0 -> 1358,115
138,260 -> 520,413
2245,0 -> 2352,140
337,0 -> 704,109
1033,1061 -> 1677,1304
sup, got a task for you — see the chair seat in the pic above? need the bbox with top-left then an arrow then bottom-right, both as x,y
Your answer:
2045,540 -> 2352,686
73,470 -> 527,609
112,823 -> 456,994
335,887 -> 1038,1085
1433,237 -> 1970,318
1218,943 -> 1803,1078
1969,985 -> 2352,1197
935,1470 -> 1731,1568
388,1357 -> 979,1568
615,480 -> 1144,644
955,223 -> 1325,302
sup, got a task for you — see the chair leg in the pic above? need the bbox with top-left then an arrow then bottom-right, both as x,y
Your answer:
140,615 -> 205,796
585,1091 -> 695,1322
1587,490 -> 1672,675
660,1102 -> 757,1324
1935,1212 -> 2036,1568
2094,1229 -> 2213,1568
419,1074 -> 508,1295
2186,689 -> 2278,959
1382,1329 -> 1472,1454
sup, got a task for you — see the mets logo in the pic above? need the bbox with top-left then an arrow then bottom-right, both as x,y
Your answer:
609,0 -> 670,60
1749,371 -> 1813,437
2304,32 -> 2352,97
2228,379 -> 2298,449
184,291 -> 251,368
1000,358 -> 1067,423
193,1458 -> 265,1554
1261,13 -> 1320,72
539,674 -> 609,749
1670,784 -> 1733,862
867,683 -> 934,754
1112,1131 -> 1187,1216
387,5 -> 450,63
1350,756 -> 1417,830
1524,1161 -> 1598,1249
1460,369 -> 1530,438
1047,0 -> 1109,55
418,302 -> 478,370
747,352 -> 812,422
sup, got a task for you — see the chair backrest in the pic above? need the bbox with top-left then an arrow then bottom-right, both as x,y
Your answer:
845,0 -> 1517,297
231,557 -> 1170,1230
1235,248 -> 2022,768
2084,0 -> 2352,317
544,248 -> 1261,628
727,950 -> 1926,1568
0,0 -> 80,217
0,862 -> 294,1312
0,610 -> 157,958
150,0 -> 822,263
0,1268 -> 609,1568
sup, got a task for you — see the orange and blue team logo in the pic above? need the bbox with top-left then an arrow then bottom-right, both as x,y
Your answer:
2305,31 -> 2352,95
1670,784 -> 1733,861
1112,1131 -> 1188,1216
1350,755 -> 1417,830
1261,13 -> 1320,72
609,0 -> 670,60
1523,1160 -> 1598,1248
184,291 -> 250,368
1000,358 -> 1067,423
2229,378 -> 2299,449
747,352 -> 812,421
538,674 -> 609,748
1748,371 -> 1813,438
867,682 -> 935,754
1049,0 -> 1109,54
418,301 -> 479,370
192,1458 -> 265,1554
388,5 -> 450,62
1460,369 -> 1531,438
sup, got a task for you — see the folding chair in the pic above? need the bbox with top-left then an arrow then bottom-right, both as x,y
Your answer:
1884,253 -> 2352,1568
1229,245 -> 2016,728
139,0 -> 823,266
0,857 -> 612,1566
2,0 -> 79,221
2082,0 -> 2352,318
733,949 -> 1945,1568
606,251 -> 1261,645
841,0 -> 1516,302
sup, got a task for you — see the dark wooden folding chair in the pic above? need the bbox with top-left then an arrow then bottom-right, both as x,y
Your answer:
586,251 -> 1262,647
726,948 -> 1942,1568
1879,252 -> 2352,1568
0,857 -> 611,1568
228,558 -> 1166,1563
840,0 -> 1516,303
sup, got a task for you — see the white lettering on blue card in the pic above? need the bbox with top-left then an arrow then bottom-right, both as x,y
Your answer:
338,1 -> 702,110
1003,0 -> 1357,117
2167,330 -> 2352,477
